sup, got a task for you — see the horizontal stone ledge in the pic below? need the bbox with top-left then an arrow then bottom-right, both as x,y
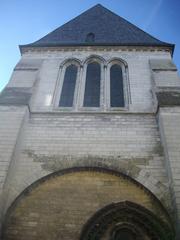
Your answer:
150,59 -> 177,71
0,87 -> 32,106
155,87 -> 180,106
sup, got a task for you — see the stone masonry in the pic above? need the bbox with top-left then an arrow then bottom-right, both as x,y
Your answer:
0,46 -> 179,239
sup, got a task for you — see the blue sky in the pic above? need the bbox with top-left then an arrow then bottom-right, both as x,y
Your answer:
0,0 -> 180,91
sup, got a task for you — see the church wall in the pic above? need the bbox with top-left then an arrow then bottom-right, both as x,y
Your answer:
0,48 -> 176,235
2,111 -> 171,216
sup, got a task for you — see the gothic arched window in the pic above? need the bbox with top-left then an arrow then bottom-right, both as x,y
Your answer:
83,62 -> 101,107
59,64 -> 78,107
110,64 -> 124,107
56,57 -> 129,111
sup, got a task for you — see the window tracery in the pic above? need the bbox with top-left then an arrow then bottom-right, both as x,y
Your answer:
56,56 -> 129,111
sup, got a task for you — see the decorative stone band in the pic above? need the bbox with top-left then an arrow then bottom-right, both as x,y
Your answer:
20,46 -> 173,55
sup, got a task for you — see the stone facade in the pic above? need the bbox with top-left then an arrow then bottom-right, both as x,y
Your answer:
0,45 -> 179,239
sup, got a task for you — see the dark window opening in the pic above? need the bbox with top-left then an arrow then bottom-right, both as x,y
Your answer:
110,64 -> 124,107
85,33 -> 95,43
59,64 -> 77,107
112,228 -> 135,240
83,62 -> 101,107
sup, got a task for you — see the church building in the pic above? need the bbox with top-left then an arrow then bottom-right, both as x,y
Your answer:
0,4 -> 180,239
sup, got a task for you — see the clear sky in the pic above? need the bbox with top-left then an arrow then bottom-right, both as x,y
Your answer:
0,0 -> 180,91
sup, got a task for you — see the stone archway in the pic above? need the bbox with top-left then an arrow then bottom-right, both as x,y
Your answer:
2,167 -> 174,240
80,201 -> 173,240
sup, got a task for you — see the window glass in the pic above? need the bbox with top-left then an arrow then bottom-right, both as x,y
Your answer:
110,64 -> 124,107
83,62 -> 101,107
59,64 -> 77,107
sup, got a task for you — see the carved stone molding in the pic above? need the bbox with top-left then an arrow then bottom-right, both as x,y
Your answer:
80,201 -> 174,240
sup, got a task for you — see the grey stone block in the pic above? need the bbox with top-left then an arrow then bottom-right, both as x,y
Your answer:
156,87 -> 180,106
15,59 -> 43,70
0,87 -> 32,105
150,59 -> 177,70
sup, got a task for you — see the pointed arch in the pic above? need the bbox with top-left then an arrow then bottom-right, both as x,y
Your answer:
60,58 -> 82,68
83,55 -> 106,65
107,57 -> 128,68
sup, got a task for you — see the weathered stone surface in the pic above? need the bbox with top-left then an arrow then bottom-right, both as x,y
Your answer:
0,106 -> 28,231
0,87 -> 32,105
152,71 -> 180,88
149,59 -> 177,70
15,58 -> 43,70
2,170 -> 173,240
156,87 -> 180,106
7,69 -> 38,88
158,107 -> 180,237
0,47 -> 178,239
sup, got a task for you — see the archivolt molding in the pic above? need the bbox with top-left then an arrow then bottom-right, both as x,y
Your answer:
83,54 -> 106,65
60,57 -> 82,68
107,57 -> 128,68
3,158 -> 170,215
80,201 -> 174,240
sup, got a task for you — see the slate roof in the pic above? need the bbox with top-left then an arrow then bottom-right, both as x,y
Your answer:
20,4 -> 174,51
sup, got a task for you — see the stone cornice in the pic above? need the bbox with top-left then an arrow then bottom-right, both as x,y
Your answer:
20,45 -> 173,55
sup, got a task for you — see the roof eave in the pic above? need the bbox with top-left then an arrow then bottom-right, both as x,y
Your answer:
19,43 -> 175,56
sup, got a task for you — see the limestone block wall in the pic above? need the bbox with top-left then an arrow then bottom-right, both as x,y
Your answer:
0,57 -> 42,230
0,106 -> 27,225
149,58 -> 180,238
2,112 -> 171,217
0,58 -> 42,106
0,47 -> 177,236
158,107 -> 180,237
150,59 -> 180,88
